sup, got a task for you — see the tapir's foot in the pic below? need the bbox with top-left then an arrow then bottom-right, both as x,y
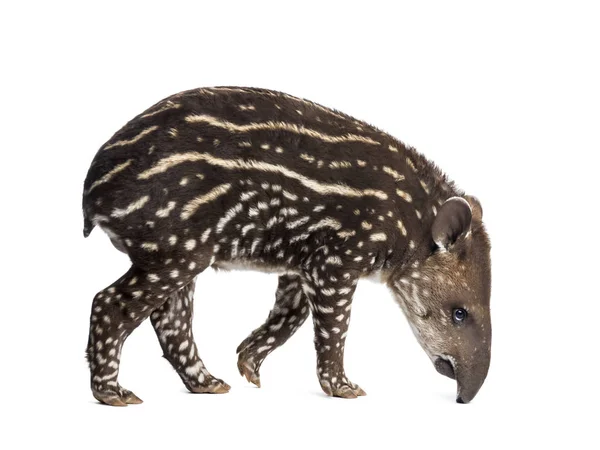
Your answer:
236,332 -> 259,355
319,377 -> 366,399
92,384 -> 143,407
237,354 -> 261,388
186,375 -> 231,394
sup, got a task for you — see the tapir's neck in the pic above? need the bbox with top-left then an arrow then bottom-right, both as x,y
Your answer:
379,141 -> 463,283
402,143 -> 462,203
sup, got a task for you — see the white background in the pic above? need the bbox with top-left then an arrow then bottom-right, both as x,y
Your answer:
1,1 -> 598,448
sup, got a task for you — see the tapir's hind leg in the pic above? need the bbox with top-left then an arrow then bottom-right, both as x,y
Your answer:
150,279 -> 230,394
86,264 -> 198,406
236,273 -> 311,387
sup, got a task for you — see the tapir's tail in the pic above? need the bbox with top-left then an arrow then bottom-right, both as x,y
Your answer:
83,212 -> 94,237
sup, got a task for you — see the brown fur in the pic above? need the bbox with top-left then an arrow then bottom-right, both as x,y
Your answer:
82,86 -> 492,405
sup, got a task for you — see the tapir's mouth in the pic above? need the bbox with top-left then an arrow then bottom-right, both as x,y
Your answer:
434,355 -> 456,380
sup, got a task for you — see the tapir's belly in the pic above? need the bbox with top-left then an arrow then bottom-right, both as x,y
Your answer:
212,260 -> 301,276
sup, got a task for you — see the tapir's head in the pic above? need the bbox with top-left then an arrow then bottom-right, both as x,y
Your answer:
389,196 -> 491,404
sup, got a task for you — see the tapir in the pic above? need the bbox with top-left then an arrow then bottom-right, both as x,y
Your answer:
82,86 -> 492,406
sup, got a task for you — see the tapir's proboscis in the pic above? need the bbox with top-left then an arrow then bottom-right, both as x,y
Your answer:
82,87 -> 492,406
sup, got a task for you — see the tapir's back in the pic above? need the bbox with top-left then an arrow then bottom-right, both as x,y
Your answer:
84,86 -> 401,207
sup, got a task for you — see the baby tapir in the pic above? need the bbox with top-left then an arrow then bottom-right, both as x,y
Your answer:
82,86 -> 492,406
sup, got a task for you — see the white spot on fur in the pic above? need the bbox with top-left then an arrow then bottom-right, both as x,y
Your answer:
370,232 -> 387,242
156,201 -> 176,218
397,220 -> 408,236
308,217 -> 342,232
396,190 -> 412,203
141,242 -> 158,251
217,203 -> 243,234
201,228 -> 212,243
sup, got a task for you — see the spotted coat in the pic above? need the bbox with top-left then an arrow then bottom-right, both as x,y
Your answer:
83,86 -> 492,406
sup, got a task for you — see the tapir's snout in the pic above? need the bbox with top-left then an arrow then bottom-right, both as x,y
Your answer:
435,353 -> 490,404
455,364 -> 488,404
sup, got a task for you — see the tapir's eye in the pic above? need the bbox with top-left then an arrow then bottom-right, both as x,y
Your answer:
452,308 -> 468,323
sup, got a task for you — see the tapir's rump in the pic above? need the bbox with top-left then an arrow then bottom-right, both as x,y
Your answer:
83,87 -> 491,406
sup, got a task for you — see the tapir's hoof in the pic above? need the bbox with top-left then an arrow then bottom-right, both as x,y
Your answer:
320,380 -> 366,399
237,359 -> 261,388
188,377 -> 231,394
93,386 -> 143,406
121,389 -> 144,404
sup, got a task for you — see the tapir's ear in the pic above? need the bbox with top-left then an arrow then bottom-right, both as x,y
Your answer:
464,195 -> 483,222
432,197 -> 472,249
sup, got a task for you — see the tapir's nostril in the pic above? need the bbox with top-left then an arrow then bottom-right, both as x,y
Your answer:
434,357 -> 456,380
456,396 -> 465,404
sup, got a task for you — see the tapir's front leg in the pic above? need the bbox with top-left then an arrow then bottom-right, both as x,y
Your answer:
303,267 -> 365,399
